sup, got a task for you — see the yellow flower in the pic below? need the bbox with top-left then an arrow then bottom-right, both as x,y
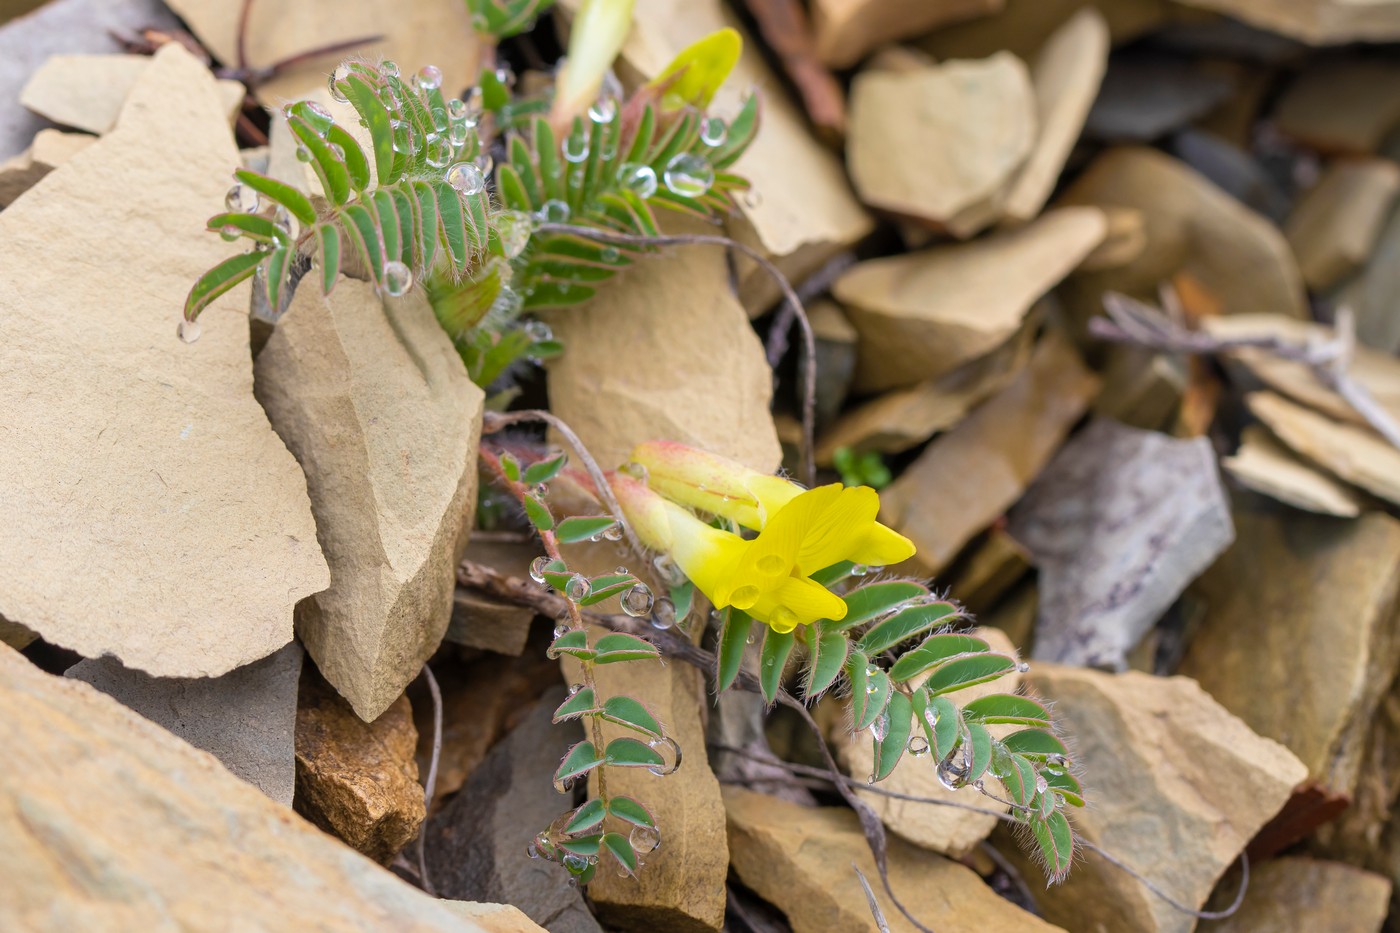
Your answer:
610,466 -> 916,634
646,28 -> 742,111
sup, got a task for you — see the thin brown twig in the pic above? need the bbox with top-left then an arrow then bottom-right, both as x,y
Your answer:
530,223 -> 818,487
416,663 -> 442,897
1092,292 -> 1400,449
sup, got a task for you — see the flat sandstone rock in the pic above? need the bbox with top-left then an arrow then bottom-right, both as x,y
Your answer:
0,44 -> 328,678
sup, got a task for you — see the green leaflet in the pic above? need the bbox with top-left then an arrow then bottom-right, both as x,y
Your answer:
605,737 -> 664,769
839,581 -> 929,631
565,798 -> 605,834
961,694 -> 1052,727
184,251 -> 264,321
553,687 -> 596,721
924,654 -> 1017,697
600,695 -> 663,737
716,608 -> 752,693
555,741 -> 605,784
804,624 -> 849,698
555,516 -> 616,544
888,633 -> 991,683
758,627 -> 795,705
316,224 -> 341,295
858,601 -> 960,655
1000,729 -> 1070,761
232,169 -> 315,227
607,796 -> 655,829
523,493 -> 553,530
872,690 -> 912,782
601,832 -> 637,877
1031,811 -> 1075,881
592,633 -> 660,664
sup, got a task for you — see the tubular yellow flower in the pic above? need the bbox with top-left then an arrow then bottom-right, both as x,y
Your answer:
609,470 -> 917,634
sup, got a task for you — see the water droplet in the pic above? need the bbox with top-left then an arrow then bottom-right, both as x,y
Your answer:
552,623 -> 570,640
603,524 -> 624,542
379,85 -> 401,110
449,118 -> 471,147
850,564 -> 870,577
630,825 -> 660,855
526,843 -> 540,859
382,260 -> 413,297
381,60 -> 400,79
745,631 -> 757,645
565,573 -> 589,602
536,198 -> 571,224
495,64 -> 516,88
431,108 -> 449,135
177,318 -> 202,344
1016,661 -> 1030,673
871,710 -> 890,742
327,64 -> 350,102
474,152 -> 494,176
700,116 -> 728,147
425,134 -> 452,168
224,182 -> 259,213
416,64 -> 442,91
445,161 -> 484,195
600,247 -> 620,263
219,225 -> 240,243
864,664 -> 880,680
652,554 -> 685,586
448,97 -> 469,120
274,206 -> 300,241
646,735 -> 682,776
651,597 -> 676,631
1044,753 -> 1069,773
494,210 -> 533,259
663,153 -> 714,198
562,127 -> 590,163
530,556 -> 552,583
615,162 -> 658,199
531,483 -> 549,499
937,755 -> 970,791
523,320 -> 553,344
295,146 -> 312,162
1036,774 -> 1050,795
391,120 -> 416,155
907,735 -> 930,757
621,583 -> 654,617
741,187 -> 762,210
588,94 -> 617,124
563,852 -> 588,873
923,706 -> 941,731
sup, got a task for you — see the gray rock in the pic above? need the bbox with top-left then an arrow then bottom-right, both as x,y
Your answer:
1171,128 -> 1289,223
1085,52 -> 1235,142
66,643 -> 302,805
0,0 -> 178,160
1010,418 -> 1234,669
426,688 -> 602,933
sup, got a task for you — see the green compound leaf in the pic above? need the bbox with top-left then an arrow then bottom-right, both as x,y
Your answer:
605,736 -> 665,769
961,694 -> 1052,728
285,113 -> 350,205
888,633 -> 991,683
546,629 -> 595,661
838,581 -> 930,632
804,625 -> 850,699
608,796 -> 656,829
205,212 -> 289,247
523,493 -> 553,531
858,600 -> 960,655
555,741 -> 605,785
716,608 -> 752,693
579,573 -> 639,606
316,224 -> 341,295
555,516 -> 618,544
338,73 -> 398,186
553,687 -> 596,722
1001,729 -> 1070,761
872,689 -> 912,782
600,832 -> 638,877
565,798 -> 606,834
759,628 -> 796,705
925,654 -> 1018,697
1031,810 -> 1075,881
593,633 -> 661,664
600,695 -> 663,738
184,250 -> 264,321
524,452 -> 568,484
232,168 -> 316,227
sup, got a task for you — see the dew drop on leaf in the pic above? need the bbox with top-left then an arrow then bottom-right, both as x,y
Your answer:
630,825 -> 660,855
381,60 -> 400,79
224,183 -> 259,214
530,556 -> 551,583
565,573 -> 589,602
177,319 -> 202,344
382,261 -> 413,297
621,583 -> 654,617
907,735 -> 930,757
494,210 -> 533,259
663,153 -> 714,198
651,597 -> 676,631
700,116 -> 728,147
615,162 -> 658,199
445,161 -> 485,196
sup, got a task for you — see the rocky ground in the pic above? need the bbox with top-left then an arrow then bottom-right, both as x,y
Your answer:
6,0 -> 1400,931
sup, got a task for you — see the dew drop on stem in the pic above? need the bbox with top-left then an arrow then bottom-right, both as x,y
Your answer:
530,556 -> 551,583
621,583 -> 654,617
564,573 -> 589,602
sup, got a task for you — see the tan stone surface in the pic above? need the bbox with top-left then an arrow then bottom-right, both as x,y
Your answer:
294,667 -> 425,864
0,616 -> 35,650
836,207 -> 1105,392
439,902 -> 548,933
164,0 -> 479,108
1079,205 -> 1147,271
546,219 -> 781,474
816,317 -> 1034,463
920,0 -> 1167,61
20,53 -> 242,134
255,277 -> 483,721
0,128 -> 92,207
1286,159 -> 1400,291
880,332 -> 1100,576
0,644 -> 490,932
1170,0 -> 1400,43
1093,345 -> 1186,430
811,0 -> 1003,68
1002,9 -> 1109,224
558,0 -> 874,313
1224,425 -> 1365,517
1013,664 -> 1307,933
724,787 -> 1064,932
946,530 -> 1031,615
1275,60 -> 1400,154
1058,147 -> 1307,321
0,44 -> 328,677
1179,506 -> 1400,793
848,53 -> 1035,237
831,628 -> 1023,857
1247,391 -> 1400,506
1207,857 -> 1390,933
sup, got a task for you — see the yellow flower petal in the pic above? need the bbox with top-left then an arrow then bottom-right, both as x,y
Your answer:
750,575 -> 848,632
646,27 -> 742,111
849,522 -> 917,568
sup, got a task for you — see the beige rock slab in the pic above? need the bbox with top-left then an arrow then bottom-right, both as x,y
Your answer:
255,277 -> 483,722
811,0 -> 1003,68
1247,391 -> 1400,506
1092,344 -> 1186,430
439,902 -> 548,933
545,220 -> 781,474
20,53 -> 243,134
847,53 -> 1035,237
815,315 -> 1035,463
1013,664 -> 1307,933
1203,313 -> 1400,428
1274,60 -> 1400,154
725,786 -> 1063,932
1206,856 -> 1390,933
920,0 -> 1168,61
1057,147 -> 1307,321
881,331 -> 1099,576
0,44 -> 328,677
0,644 -> 491,932
1224,424 -> 1365,517
1001,8 -> 1109,225
1171,0 -> 1400,43
1079,205 -> 1147,271
558,0 -> 874,313
163,0 -> 479,108
1285,159 -> 1400,291
1178,505 -> 1400,793
0,128 -> 92,207
945,531 -> 1032,615
832,628 -> 1023,857
836,207 -> 1105,393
